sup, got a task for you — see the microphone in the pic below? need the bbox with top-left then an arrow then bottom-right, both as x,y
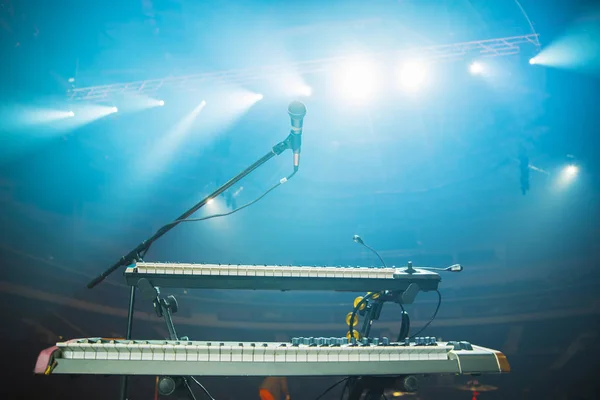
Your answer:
419,264 -> 463,272
402,261 -> 463,274
352,235 -> 364,245
445,264 -> 463,272
288,101 -> 307,171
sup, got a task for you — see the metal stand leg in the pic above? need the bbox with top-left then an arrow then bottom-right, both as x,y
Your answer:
119,286 -> 136,400
135,279 -> 198,399
126,286 -> 137,339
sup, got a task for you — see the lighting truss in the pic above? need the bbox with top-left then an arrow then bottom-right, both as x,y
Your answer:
68,33 -> 540,102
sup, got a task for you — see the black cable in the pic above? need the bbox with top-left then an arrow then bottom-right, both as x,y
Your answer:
183,378 -> 199,400
315,377 -> 348,400
408,289 -> 442,339
138,171 -> 296,259
339,377 -> 356,400
178,172 -> 295,223
190,376 -> 216,400
396,303 -> 410,342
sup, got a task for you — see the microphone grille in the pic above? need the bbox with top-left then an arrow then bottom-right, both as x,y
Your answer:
353,235 -> 364,244
288,101 -> 307,118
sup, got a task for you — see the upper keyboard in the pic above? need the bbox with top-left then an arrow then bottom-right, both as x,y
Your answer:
124,262 -> 441,292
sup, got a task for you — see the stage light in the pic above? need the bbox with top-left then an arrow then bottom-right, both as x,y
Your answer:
399,61 -> 427,90
188,100 -> 207,118
67,111 -> 75,117
565,164 -> 578,176
336,59 -> 380,101
158,100 -> 165,106
469,62 -> 484,74
555,164 -> 579,189
529,57 -> 537,65
298,85 -> 312,97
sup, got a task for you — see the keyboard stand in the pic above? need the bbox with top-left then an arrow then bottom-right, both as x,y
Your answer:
119,285 -> 137,400
137,278 -> 199,400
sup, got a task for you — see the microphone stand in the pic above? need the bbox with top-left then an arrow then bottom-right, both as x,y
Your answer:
86,133 -> 296,400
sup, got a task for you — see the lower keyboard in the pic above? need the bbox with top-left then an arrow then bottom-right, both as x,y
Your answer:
35,338 -> 510,376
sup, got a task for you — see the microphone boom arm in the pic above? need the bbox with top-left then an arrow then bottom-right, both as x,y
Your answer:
87,135 -> 293,289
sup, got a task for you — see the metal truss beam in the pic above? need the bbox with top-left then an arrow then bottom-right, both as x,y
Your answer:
68,34 -> 540,102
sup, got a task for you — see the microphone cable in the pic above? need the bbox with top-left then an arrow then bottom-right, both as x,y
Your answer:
178,171 -> 295,223
408,289 -> 442,340
313,377 -> 349,400
353,235 -> 387,268
396,303 -> 410,342
140,170 -> 296,259
362,241 -> 387,268
190,376 -> 217,400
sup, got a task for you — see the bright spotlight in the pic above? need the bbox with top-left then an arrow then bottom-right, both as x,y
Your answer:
298,85 -> 312,97
336,59 -> 380,101
529,57 -> 537,65
565,165 -> 578,176
255,93 -> 264,101
110,106 -> 119,113
207,198 -> 214,204
469,62 -> 484,74
399,61 -> 427,90
67,111 -> 75,117
189,100 -> 207,117
555,164 -> 580,189
158,100 -> 165,106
